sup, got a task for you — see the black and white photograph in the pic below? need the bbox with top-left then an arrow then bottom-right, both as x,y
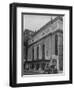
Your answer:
22,14 -> 63,76
10,3 -> 72,87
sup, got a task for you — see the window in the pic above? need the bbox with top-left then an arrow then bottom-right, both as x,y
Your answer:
42,44 -> 45,59
37,46 -> 39,60
55,34 -> 58,55
32,48 -> 34,60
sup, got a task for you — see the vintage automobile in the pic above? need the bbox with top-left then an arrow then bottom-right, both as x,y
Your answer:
44,57 -> 58,74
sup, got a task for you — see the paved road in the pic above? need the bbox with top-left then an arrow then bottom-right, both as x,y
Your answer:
24,70 -> 44,75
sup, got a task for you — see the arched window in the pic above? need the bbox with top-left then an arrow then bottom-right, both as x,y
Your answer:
37,46 -> 39,60
42,44 -> 45,59
32,48 -> 34,60
55,34 -> 58,55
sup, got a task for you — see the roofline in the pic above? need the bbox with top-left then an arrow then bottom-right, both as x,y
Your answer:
32,16 -> 63,37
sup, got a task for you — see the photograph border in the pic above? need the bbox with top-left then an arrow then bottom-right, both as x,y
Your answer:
10,3 -> 72,87
21,13 -> 64,76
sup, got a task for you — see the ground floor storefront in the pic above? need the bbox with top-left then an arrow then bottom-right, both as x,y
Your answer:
24,58 -> 62,75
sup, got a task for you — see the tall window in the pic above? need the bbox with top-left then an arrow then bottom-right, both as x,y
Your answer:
42,44 -> 45,59
32,48 -> 34,60
55,34 -> 58,55
37,46 -> 39,60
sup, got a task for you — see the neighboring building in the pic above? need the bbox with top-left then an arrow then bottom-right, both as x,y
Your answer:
24,16 -> 63,74
23,29 -> 35,60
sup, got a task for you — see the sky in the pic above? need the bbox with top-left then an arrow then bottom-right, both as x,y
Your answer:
23,14 -> 57,32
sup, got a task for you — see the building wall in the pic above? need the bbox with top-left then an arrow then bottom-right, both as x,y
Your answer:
51,34 -> 55,55
26,17 -> 63,73
27,46 -> 32,61
58,32 -> 63,71
28,18 -> 62,45
27,33 -> 59,61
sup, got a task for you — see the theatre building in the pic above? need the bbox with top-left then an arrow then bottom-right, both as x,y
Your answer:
23,16 -> 63,74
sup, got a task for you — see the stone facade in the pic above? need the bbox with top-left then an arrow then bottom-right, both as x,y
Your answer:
24,16 -> 63,74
